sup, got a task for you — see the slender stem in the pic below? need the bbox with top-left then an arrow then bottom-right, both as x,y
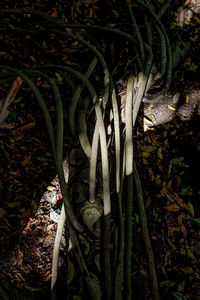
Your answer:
126,0 -> 144,63
114,157 -> 125,299
89,123 -> 99,204
125,174 -> 134,300
133,161 -> 159,300
125,75 -> 134,176
78,96 -> 92,159
69,56 -> 98,137
23,69 -> 83,233
38,64 -> 112,298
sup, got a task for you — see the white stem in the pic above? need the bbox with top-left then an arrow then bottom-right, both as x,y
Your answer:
51,203 -> 66,290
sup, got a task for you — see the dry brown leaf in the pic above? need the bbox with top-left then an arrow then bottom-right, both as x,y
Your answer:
181,223 -> 187,239
140,145 -> 156,152
20,264 -> 32,274
15,272 -> 25,282
164,204 -> 181,212
167,238 -> 176,250
175,195 -> 188,210
21,156 -> 31,167
167,226 -> 181,235
179,267 -> 193,274
142,152 -> 150,158
149,169 -> 154,181
157,159 -> 163,171
178,214 -> 183,225
17,122 -> 36,132
17,250 -> 24,266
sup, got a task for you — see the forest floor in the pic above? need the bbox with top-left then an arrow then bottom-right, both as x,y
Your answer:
0,1 -> 200,299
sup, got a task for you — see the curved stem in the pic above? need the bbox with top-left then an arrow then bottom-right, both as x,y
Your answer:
38,64 -> 112,298
126,0 -> 144,63
69,56 -> 98,137
133,161 -> 159,300
23,69 -> 83,233
0,66 -> 56,153
50,29 -> 120,193
78,96 -> 92,159
134,0 -> 172,103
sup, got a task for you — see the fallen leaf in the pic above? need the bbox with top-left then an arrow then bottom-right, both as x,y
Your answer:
142,152 -> 150,158
170,129 -> 177,135
164,204 -> 180,212
185,94 -> 190,103
180,223 -> 187,239
149,169 -> 154,181
168,104 -> 176,111
167,238 -> 176,250
17,249 -> 24,266
0,207 -> 6,219
167,226 -> 181,235
21,156 -> 31,167
187,201 -> 194,217
140,145 -> 156,152
178,214 -> 183,225
179,267 -> 193,274
175,196 -> 188,210
149,114 -> 156,123
17,122 -> 36,132
45,273 -> 52,282
47,185 -> 57,191
157,148 -> 163,160
7,202 -> 21,208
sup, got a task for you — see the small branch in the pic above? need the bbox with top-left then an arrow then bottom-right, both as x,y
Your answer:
0,77 -> 22,125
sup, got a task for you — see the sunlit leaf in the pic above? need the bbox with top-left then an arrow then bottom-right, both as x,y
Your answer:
45,273 -> 52,282
168,104 -> 176,111
185,95 -> 190,103
47,185 -> 56,191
